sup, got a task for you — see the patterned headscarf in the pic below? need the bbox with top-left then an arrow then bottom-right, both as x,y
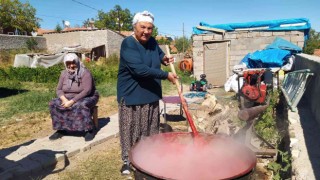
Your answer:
63,53 -> 85,89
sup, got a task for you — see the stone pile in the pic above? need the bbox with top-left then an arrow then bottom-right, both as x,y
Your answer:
188,93 -> 239,135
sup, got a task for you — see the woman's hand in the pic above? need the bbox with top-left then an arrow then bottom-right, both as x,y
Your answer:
60,95 -> 68,105
167,72 -> 178,84
62,100 -> 75,108
162,55 -> 174,66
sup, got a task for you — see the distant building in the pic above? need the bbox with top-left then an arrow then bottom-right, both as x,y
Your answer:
192,18 -> 310,86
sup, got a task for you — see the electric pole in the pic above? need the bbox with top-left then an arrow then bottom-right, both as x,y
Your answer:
183,23 -> 185,53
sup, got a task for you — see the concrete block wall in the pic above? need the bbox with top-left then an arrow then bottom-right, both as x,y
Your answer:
44,29 -> 124,57
192,30 -> 305,79
0,34 -> 46,50
106,30 -> 124,57
44,32 -> 81,53
294,54 -> 320,125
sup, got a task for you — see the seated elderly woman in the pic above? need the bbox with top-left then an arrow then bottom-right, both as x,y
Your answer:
49,53 -> 99,141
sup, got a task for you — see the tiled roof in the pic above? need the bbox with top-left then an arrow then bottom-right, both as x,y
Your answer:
36,28 -> 56,35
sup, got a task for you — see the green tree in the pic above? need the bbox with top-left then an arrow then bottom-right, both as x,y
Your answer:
83,18 -> 95,28
95,5 -> 132,32
0,0 -> 40,33
303,29 -> 320,55
175,36 -> 192,53
152,26 -> 158,37
55,24 -> 62,33
25,37 -> 38,51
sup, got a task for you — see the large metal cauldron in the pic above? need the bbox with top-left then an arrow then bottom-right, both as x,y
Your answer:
129,132 -> 256,180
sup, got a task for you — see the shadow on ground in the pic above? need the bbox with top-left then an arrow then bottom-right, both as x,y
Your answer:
0,140 -> 69,180
297,98 -> 320,179
0,87 -> 28,98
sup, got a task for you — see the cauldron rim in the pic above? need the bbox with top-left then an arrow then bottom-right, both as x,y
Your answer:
129,132 -> 257,180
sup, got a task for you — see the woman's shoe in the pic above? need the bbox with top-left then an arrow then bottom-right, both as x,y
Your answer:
84,130 -> 95,141
120,163 -> 131,175
49,130 -> 64,140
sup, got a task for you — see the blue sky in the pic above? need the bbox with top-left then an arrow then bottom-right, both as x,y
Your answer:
21,0 -> 319,38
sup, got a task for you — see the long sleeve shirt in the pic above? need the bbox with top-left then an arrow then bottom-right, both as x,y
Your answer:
56,69 -> 95,102
117,36 -> 168,105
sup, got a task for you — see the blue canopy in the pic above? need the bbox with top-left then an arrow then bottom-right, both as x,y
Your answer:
193,18 -> 311,39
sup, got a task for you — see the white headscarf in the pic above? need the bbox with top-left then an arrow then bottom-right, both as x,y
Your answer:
63,53 -> 85,89
132,11 -> 154,26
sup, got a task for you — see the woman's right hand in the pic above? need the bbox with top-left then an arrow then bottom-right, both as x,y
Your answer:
60,96 -> 68,106
167,72 -> 178,84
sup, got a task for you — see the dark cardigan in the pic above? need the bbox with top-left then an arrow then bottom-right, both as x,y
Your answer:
117,36 -> 168,105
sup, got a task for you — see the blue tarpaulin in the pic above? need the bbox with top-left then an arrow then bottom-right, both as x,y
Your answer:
240,37 -> 300,68
193,18 -> 311,39
265,37 -> 302,53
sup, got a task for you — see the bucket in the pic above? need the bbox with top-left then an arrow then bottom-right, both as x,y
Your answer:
178,58 -> 193,72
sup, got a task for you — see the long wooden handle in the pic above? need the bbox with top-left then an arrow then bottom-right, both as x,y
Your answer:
165,45 -> 198,136
165,45 -> 181,94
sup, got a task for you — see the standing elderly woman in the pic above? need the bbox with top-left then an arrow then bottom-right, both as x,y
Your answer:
117,10 -> 177,175
49,53 -> 99,141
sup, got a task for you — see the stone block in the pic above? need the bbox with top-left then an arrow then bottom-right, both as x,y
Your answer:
225,33 -> 237,39
230,55 -> 237,61
291,149 -> 300,158
290,138 -> 299,147
281,36 -> 291,42
195,50 -> 203,57
273,31 -> 286,36
66,148 -> 80,158
236,32 -> 248,38
290,35 -> 305,42
214,34 -> 223,40
298,41 -> 304,48
203,35 -> 214,41
231,44 -> 247,50
193,40 -> 203,48
260,32 -> 272,37
247,32 -> 254,38
290,30 -> 304,35
192,35 -> 203,41
251,32 -> 261,37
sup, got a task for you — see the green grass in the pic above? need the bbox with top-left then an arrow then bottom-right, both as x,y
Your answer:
0,90 -> 55,123
59,145 -> 126,180
96,80 -> 117,97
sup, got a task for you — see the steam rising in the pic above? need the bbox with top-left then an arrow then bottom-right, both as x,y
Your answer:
130,133 -> 256,180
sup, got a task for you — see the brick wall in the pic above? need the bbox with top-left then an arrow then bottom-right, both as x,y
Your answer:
192,30 -> 305,79
0,34 -> 46,50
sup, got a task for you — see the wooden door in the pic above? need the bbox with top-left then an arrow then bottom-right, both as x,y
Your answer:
204,41 -> 228,86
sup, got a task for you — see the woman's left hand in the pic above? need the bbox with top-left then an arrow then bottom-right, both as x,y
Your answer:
62,100 -> 75,108
163,55 -> 174,66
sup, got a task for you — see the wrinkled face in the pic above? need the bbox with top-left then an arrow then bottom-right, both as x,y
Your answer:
134,21 -> 153,44
65,60 -> 77,72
